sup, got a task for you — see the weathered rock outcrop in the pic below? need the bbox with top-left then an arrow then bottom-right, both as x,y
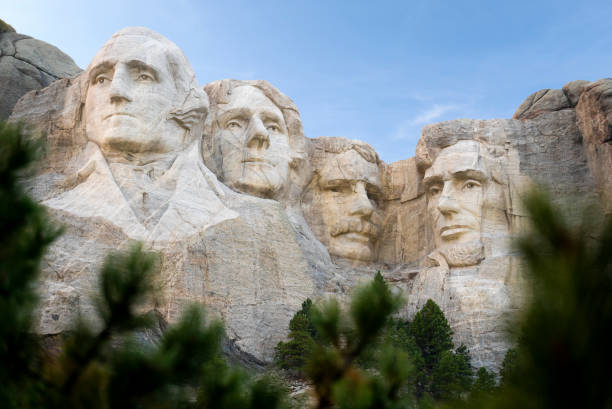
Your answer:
575,79 -> 612,216
0,21 -> 81,119
7,26 -> 611,371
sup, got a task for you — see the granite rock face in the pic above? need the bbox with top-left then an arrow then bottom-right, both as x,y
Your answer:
0,25 -> 81,119
8,26 -> 611,371
575,79 -> 612,216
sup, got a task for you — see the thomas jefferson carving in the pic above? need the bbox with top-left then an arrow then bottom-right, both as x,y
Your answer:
203,79 -> 309,202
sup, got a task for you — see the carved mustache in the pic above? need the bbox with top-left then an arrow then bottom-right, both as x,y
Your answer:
330,218 -> 380,238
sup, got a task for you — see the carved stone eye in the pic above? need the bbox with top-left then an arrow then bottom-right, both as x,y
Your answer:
227,120 -> 242,130
429,186 -> 441,196
329,185 -> 350,194
137,73 -> 153,81
266,124 -> 280,132
463,180 -> 480,190
96,77 -> 106,85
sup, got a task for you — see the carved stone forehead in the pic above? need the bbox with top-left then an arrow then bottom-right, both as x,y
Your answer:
424,140 -> 488,180
87,28 -> 197,94
217,85 -> 284,121
89,35 -> 170,74
319,150 -> 381,187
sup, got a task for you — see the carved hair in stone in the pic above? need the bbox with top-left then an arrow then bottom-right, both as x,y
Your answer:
203,79 -> 310,203
415,124 -> 526,268
302,137 -> 383,263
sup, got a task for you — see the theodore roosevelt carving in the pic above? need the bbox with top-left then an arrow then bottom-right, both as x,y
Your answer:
303,137 -> 383,262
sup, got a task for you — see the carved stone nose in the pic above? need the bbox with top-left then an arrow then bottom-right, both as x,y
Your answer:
110,93 -> 131,104
246,118 -> 270,150
108,65 -> 132,104
350,182 -> 373,217
437,193 -> 460,215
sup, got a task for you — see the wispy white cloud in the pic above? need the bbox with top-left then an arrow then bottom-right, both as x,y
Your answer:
408,103 -> 460,125
390,121 -> 419,141
390,103 -> 462,141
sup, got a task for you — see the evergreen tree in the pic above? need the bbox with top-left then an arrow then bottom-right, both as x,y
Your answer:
429,350 -> 472,400
274,298 -> 316,375
275,277 -> 489,406
453,345 -> 473,392
383,319 -> 426,396
498,348 -> 517,388
411,299 -> 454,372
306,271 -> 409,408
471,367 -> 496,396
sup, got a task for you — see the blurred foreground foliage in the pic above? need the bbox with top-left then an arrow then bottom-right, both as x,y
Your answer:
448,190 -> 612,409
0,122 -> 288,409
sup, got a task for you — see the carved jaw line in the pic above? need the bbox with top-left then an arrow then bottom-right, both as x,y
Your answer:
231,168 -> 282,198
328,236 -> 374,262
428,240 -> 485,268
327,217 -> 380,261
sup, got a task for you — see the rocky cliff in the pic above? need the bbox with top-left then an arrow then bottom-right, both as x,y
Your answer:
0,20 -> 81,120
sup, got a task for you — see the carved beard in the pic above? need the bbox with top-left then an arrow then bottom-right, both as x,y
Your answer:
427,240 -> 485,268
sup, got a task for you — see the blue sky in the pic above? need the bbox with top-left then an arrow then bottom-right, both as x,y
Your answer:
4,0 -> 612,163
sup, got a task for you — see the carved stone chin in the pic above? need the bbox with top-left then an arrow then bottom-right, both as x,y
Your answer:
427,241 -> 485,268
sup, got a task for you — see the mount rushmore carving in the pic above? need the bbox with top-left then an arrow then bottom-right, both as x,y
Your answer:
7,27 -> 612,370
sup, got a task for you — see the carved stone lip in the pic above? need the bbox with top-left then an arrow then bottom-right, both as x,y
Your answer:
333,228 -> 376,239
337,232 -> 371,243
103,112 -> 135,120
242,157 -> 273,166
439,225 -> 472,239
